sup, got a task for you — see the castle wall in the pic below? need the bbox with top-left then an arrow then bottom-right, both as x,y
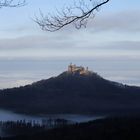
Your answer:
68,64 -> 90,75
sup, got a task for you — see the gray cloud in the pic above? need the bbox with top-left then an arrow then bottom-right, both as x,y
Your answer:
0,32 -> 80,50
0,10 -> 139,62
93,41 -> 140,51
0,9 -> 140,50
87,10 -> 140,32
0,36 -> 140,61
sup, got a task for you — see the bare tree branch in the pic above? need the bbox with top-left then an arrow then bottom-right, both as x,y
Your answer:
0,0 -> 26,8
35,0 -> 110,32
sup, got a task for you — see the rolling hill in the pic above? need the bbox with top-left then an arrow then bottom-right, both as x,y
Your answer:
0,67 -> 140,115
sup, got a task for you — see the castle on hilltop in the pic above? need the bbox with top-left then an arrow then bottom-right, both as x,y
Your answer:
67,63 -> 91,75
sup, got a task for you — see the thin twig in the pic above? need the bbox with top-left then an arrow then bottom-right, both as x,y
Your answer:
35,0 -> 110,32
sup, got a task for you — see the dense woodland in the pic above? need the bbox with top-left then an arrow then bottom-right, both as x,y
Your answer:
0,119 -> 71,137
0,72 -> 140,115
1,116 -> 140,140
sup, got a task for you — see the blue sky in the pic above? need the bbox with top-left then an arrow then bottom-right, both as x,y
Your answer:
0,0 -> 140,88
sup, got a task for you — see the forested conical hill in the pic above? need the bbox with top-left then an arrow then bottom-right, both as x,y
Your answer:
0,71 -> 140,115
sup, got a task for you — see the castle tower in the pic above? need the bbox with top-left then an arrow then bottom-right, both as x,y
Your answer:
68,63 -> 73,72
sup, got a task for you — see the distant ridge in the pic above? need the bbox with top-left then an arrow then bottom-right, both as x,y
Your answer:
0,64 -> 140,115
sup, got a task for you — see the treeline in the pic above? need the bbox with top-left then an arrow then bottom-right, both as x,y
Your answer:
2,116 -> 140,140
0,120 -> 44,137
0,119 -> 71,137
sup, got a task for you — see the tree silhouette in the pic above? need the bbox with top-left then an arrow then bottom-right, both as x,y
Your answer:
35,0 -> 109,32
0,0 -> 26,8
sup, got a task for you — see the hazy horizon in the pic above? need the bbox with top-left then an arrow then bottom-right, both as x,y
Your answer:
0,59 -> 140,89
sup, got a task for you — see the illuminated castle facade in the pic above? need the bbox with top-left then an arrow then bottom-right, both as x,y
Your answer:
67,63 -> 90,75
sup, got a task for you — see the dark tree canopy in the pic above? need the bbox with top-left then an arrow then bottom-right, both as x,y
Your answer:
35,0 -> 109,32
0,0 -> 26,8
